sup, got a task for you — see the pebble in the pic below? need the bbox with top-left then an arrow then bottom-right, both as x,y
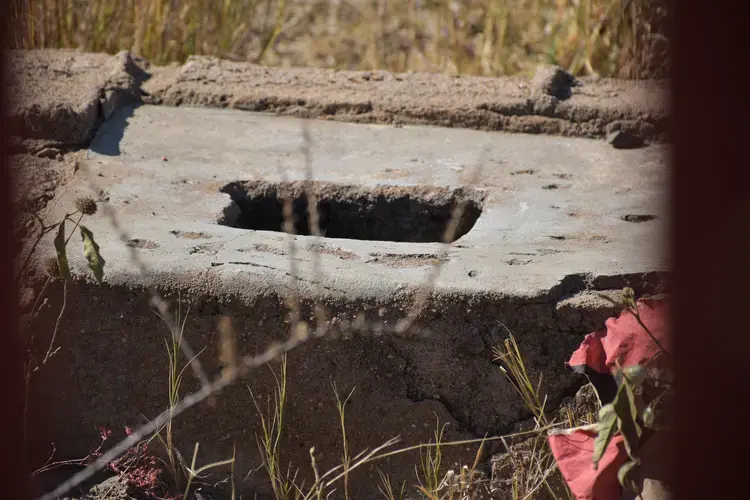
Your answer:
35,147 -> 60,159
608,130 -> 645,149
530,64 -> 578,100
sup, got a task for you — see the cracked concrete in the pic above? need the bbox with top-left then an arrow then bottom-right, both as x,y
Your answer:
11,50 -> 670,499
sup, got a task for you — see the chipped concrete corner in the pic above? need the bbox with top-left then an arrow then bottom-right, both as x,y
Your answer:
6,50 -> 148,151
11,50 -> 669,499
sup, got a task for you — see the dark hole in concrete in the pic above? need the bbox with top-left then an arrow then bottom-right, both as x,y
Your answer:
621,214 -> 658,223
218,180 -> 484,243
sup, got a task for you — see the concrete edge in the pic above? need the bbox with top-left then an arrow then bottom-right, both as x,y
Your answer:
8,50 -> 670,149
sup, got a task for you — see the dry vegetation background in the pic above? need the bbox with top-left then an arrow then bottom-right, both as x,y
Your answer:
9,0 -> 668,79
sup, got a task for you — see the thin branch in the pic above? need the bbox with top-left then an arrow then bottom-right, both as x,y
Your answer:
397,145 -> 489,334
42,280 -> 67,364
15,211 -> 56,285
23,360 -> 33,441
629,307 -> 671,361
277,161 -> 302,329
597,293 -> 671,360
301,122 -> 328,330
63,213 -> 84,246
27,275 -> 51,328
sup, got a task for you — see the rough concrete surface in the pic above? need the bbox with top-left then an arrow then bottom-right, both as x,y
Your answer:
52,103 -> 669,299
5,49 -> 147,149
10,50 -> 670,499
143,56 -> 668,142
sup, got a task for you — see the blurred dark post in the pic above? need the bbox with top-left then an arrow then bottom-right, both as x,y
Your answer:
1,1 -> 29,499
671,0 -> 750,498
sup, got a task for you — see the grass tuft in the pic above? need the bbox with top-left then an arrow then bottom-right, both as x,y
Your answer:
250,352 -> 297,500
150,297 -> 234,497
377,469 -> 406,500
416,415 -> 448,499
332,382 -> 356,500
493,329 -> 572,500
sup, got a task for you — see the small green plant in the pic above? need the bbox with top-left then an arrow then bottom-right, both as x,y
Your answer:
152,298 -> 193,489
592,288 -> 673,495
494,333 -> 549,426
27,195 -> 107,356
17,195 -> 104,286
21,195 -> 106,442
50,196 -> 106,284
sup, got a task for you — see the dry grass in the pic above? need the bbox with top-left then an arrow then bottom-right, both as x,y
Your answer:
493,333 -> 574,500
9,0 -> 668,78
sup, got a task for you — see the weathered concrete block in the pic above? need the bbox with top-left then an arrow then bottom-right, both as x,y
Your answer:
28,103 -> 668,498
8,49 -> 670,499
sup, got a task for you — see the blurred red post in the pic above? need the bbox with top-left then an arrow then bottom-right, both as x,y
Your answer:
671,0 -> 750,498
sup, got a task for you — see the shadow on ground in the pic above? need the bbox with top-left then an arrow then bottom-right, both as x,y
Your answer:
89,104 -> 138,156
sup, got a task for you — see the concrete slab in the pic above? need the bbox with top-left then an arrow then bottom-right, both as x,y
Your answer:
50,104 -> 668,300
30,103 -> 668,497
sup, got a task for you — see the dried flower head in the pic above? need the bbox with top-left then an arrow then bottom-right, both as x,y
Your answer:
44,256 -> 61,279
74,196 -> 97,216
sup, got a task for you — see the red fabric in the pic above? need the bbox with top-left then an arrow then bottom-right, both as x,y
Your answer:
568,329 -> 610,373
551,298 -> 671,499
567,299 -> 671,374
548,429 -> 628,500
